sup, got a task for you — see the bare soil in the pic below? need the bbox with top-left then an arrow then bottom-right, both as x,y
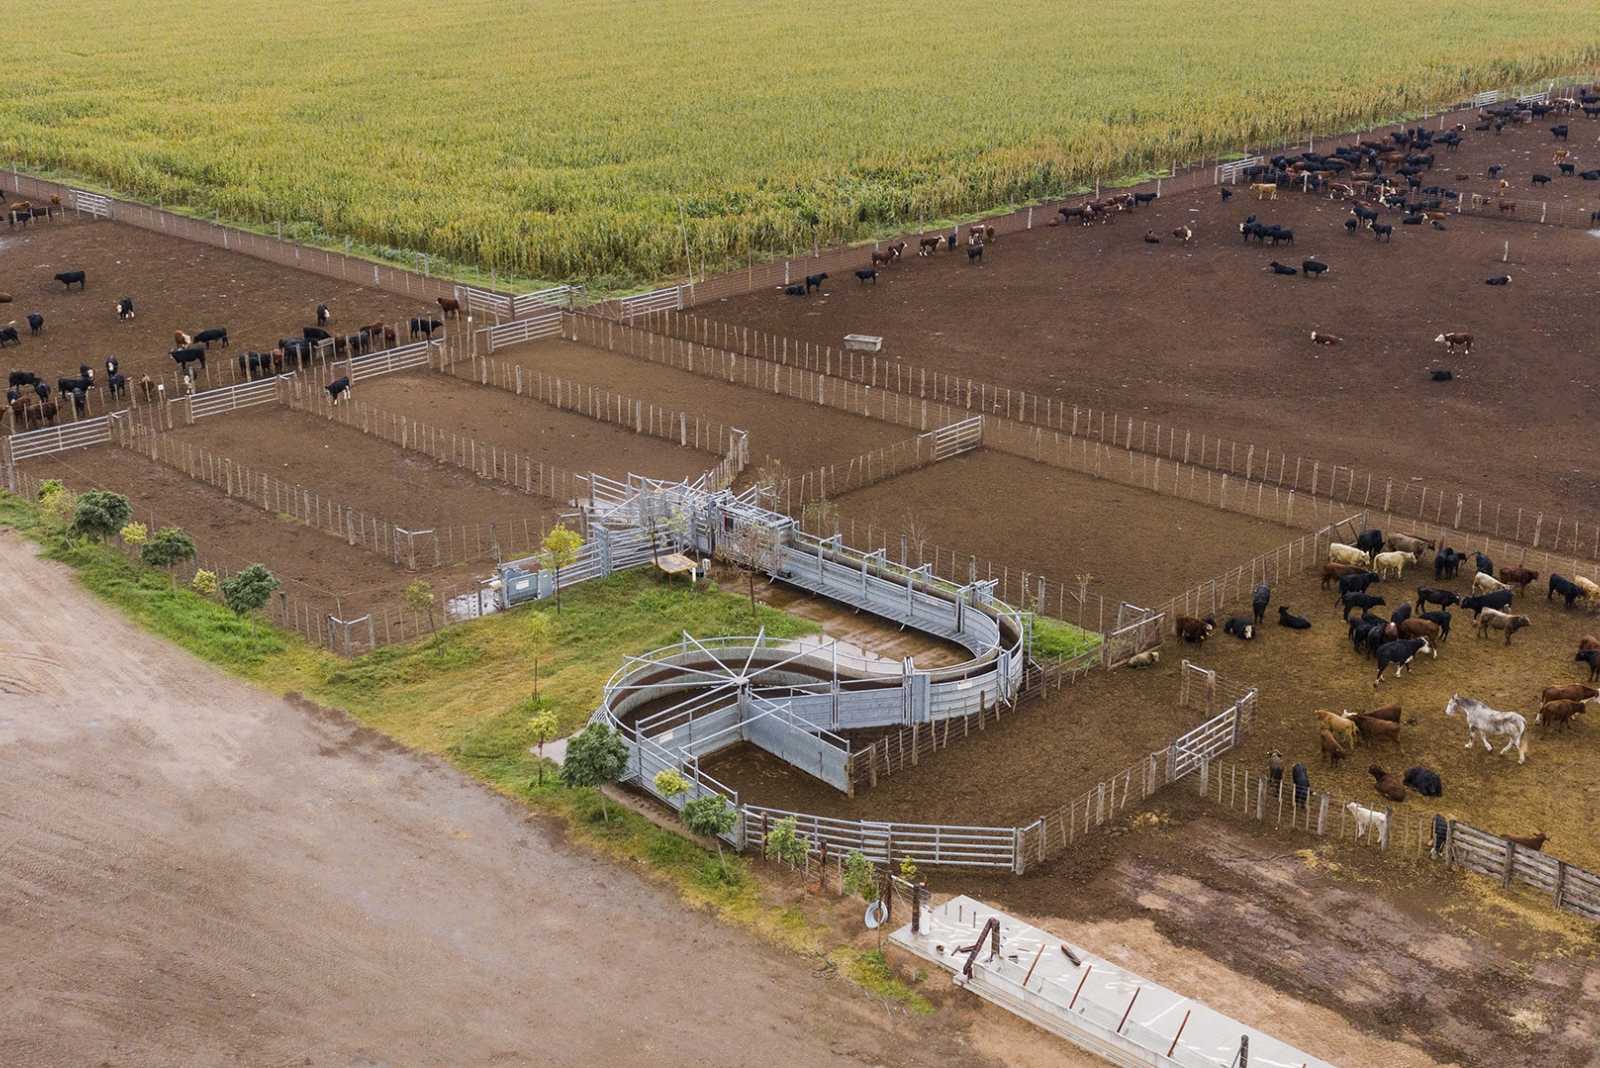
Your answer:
959,801 -> 1600,1068
352,370 -> 721,485
470,336 -> 911,477
20,446 -> 471,610
0,531 -> 1003,1068
0,215 -> 426,399
171,406 -> 559,533
831,447 -> 1300,611
704,119 -> 1600,526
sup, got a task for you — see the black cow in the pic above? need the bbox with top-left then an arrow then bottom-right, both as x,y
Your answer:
7,370 -> 39,387
408,317 -> 442,339
782,283 -> 806,296
26,313 -> 43,335
1342,592 -> 1385,619
54,270 -> 86,290
1337,571 -> 1380,598
1433,547 -> 1464,579
0,325 -> 21,348
116,297 -> 135,320
326,376 -> 352,405
1291,763 -> 1311,807
967,243 -> 984,265
1422,609 -> 1452,640
1355,528 -> 1384,556
193,327 -> 229,348
1576,649 -> 1600,683
1474,551 -> 1494,576
105,356 -> 119,378
1372,223 -> 1393,241
1416,587 -> 1459,610
170,346 -> 206,371
854,269 -> 878,284
804,272 -> 828,293
1301,258 -> 1328,278
1551,124 -> 1569,140
107,372 -> 127,398
1461,590 -> 1514,617
1548,574 -> 1583,609
316,303 -> 331,327
1390,603 -> 1412,625
1277,606 -> 1311,630
304,326 -> 332,343
1404,766 -> 1443,797
56,373 -> 93,395
1430,814 -> 1450,858
1223,617 -> 1255,640
1251,583 -> 1271,626
1375,637 -> 1430,686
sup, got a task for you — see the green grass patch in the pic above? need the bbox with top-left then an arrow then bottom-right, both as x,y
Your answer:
835,949 -> 934,1014
1032,614 -> 1102,660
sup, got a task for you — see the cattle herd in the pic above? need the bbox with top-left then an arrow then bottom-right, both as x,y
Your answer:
3,259 -> 461,429
1172,523 -> 1600,853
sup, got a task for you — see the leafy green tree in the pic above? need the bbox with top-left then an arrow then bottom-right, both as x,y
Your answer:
35,478 -> 63,502
190,569 -> 219,597
843,850 -> 879,902
119,521 -> 148,548
763,815 -> 809,867
682,794 -> 738,865
38,487 -> 77,528
559,721 -> 629,822
405,579 -> 436,632
539,523 -> 584,613
140,526 -> 196,585
526,707 -> 559,785
71,490 -> 132,541
221,564 -> 280,623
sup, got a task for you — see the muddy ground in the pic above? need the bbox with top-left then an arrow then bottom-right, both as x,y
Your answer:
958,798 -> 1600,1068
472,336 -> 912,478
831,447 -> 1300,611
351,370 -> 722,485
704,118 -> 1600,528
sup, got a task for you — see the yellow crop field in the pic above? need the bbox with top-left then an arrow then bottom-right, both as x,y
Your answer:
3,0 -> 1597,289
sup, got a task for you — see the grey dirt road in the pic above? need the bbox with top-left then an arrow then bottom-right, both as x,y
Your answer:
0,532 -> 998,1068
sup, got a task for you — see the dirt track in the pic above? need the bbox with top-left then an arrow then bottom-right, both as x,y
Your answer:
0,530 -> 1014,1068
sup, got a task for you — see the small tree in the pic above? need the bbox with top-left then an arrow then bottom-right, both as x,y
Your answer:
559,721 -> 629,822
763,815 -> 809,867
801,497 -> 841,538
898,855 -> 920,883
843,850 -> 879,902
71,490 -> 132,542
716,518 -> 782,618
140,526 -> 196,585
526,707 -> 559,786
682,793 -> 738,868
405,579 -> 436,632
38,486 -> 77,528
539,523 -> 584,614
119,521 -> 148,549
35,478 -> 63,502
901,509 -> 930,567
190,569 -> 219,597
653,769 -> 689,798
221,564 -> 280,625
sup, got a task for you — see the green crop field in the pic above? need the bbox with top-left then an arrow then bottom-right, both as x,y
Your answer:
4,0 -> 1597,289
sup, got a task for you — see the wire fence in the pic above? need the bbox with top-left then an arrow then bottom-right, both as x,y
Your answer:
1192,758 -> 1600,922
118,419 -> 554,570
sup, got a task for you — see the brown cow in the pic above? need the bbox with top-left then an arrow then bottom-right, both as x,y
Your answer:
1397,618 -> 1442,645
1506,831 -> 1548,852
1498,566 -> 1540,591
1536,699 -> 1587,731
1176,615 -> 1215,643
1320,562 -> 1366,589
1362,704 -> 1402,723
1540,684 -> 1598,704
1320,728 -> 1347,764
1577,635 -> 1600,653
436,296 -> 460,319
1369,765 -> 1407,802
1351,713 -> 1401,744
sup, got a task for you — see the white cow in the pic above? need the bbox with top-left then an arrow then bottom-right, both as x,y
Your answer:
1472,571 -> 1510,595
1329,542 -> 1372,568
1346,801 -> 1388,842
1444,694 -> 1528,764
1374,550 -> 1412,579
